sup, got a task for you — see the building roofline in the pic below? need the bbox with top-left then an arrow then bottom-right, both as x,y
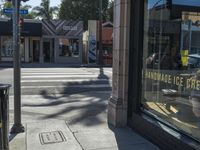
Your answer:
102,21 -> 113,27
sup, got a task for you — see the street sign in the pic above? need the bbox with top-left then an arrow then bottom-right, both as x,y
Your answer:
19,10 -> 28,15
3,8 -> 13,14
3,8 -> 28,15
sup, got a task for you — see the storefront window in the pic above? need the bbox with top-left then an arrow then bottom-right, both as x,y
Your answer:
20,37 -> 25,59
32,40 -> 40,62
142,0 -> 200,141
59,38 -> 79,57
1,36 -> 13,57
1,36 -> 25,60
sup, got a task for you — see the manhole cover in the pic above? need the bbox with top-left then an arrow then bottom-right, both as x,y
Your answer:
39,131 -> 66,145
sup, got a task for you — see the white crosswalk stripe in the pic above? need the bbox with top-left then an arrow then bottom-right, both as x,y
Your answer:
22,72 -> 96,75
21,84 -> 111,89
20,68 -> 112,95
21,79 -> 110,83
22,75 -> 100,79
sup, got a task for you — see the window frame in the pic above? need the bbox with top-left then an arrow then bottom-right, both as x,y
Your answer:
128,0 -> 200,148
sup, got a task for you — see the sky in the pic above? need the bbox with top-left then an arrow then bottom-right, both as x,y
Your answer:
173,0 -> 200,6
148,0 -> 200,8
22,0 -> 61,7
0,0 -> 61,8
1,0 -> 113,8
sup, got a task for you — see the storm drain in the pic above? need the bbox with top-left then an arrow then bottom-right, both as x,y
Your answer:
39,131 -> 66,145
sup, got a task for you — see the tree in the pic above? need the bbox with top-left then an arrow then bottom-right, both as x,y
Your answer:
32,0 -> 59,20
0,1 -> 12,18
0,1 -> 36,19
106,0 -> 113,22
59,0 -> 109,29
21,5 -> 36,19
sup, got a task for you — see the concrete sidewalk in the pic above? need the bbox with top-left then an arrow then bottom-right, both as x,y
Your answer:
9,119 -> 159,150
8,92 -> 160,150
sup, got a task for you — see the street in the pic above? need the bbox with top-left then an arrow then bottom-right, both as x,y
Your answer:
0,67 -> 112,124
1,66 -> 158,150
4,66 -> 158,150
0,67 -> 112,95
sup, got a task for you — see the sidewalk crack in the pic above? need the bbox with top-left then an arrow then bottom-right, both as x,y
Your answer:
65,122 -> 84,150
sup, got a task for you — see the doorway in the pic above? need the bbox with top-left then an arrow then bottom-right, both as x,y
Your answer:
43,41 -> 51,63
32,40 -> 40,62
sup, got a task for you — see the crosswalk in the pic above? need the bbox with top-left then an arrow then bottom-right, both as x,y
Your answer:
20,68 -> 112,95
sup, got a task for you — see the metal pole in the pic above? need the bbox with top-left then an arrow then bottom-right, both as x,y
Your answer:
11,0 -> 24,134
98,0 -> 103,65
188,20 -> 192,52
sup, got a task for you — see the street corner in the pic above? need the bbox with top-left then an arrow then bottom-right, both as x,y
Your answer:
9,123 -> 26,150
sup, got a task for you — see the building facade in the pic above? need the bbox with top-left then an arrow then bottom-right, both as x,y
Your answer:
0,19 -> 83,64
0,18 -> 42,63
82,20 -> 113,65
108,0 -> 200,149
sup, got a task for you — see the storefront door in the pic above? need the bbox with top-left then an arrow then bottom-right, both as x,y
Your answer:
32,40 -> 40,62
43,41 -> 51,63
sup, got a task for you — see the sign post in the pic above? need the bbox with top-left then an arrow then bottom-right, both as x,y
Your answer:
10,0 -> 25,134
98,0 -> 103,65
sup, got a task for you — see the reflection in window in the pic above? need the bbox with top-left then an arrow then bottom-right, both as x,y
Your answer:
59,38 -> 79,57
1,37 -> 13,57
1,36 -> 25,60
20,37 -> 25,59
142,0 -> 200,141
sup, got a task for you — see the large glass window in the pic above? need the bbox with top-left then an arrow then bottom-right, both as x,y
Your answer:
1,36 -> 13,57
20,37 -> 25,60
142,0 -> 200,141
59,38 -> 79,57
0,36 -> 25,60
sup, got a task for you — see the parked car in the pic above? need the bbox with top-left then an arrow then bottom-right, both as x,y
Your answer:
188,54 -> 200,68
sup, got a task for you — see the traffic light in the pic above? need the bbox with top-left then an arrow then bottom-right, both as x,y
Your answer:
19,17 -> 24,32
19,17 -> 23,25
19,17 -> 24,27
166,0 -> 172,9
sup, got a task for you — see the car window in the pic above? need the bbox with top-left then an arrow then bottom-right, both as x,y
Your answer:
188,57 -> 198,64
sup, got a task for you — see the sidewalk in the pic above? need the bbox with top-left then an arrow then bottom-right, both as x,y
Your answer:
9,119 -> 159,150
8,92 -> 160,150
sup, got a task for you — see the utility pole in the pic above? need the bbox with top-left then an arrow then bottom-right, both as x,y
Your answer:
98,0 -> 103,65
10,0 -> 28,134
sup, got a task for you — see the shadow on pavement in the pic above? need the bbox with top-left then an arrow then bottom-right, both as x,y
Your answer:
11,67 -> 160,150
22,67 -> 111,126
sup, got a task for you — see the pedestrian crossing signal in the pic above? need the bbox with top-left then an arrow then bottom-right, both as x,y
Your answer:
19,18 -> 24,27
19,18 -> 24,33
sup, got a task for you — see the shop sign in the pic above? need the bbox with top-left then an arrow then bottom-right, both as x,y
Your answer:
42,20 -> 83,36
144,70 -> 200,91
63,25 -> 78,31
88,35 -> 97,63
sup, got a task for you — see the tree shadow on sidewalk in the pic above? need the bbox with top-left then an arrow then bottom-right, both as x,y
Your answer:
22,67 -> 111,127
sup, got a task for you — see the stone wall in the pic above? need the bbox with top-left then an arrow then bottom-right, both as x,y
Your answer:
107,0 -> 131,127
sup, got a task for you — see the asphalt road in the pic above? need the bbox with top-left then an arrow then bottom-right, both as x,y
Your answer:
0,67 -> 112,95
